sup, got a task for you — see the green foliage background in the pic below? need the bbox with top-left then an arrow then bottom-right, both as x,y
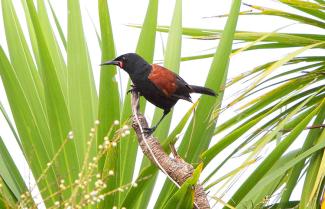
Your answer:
0,0 -> 324,208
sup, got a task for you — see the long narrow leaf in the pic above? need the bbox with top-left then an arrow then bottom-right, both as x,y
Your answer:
67,0 -> 98,164
97,0 -> 119,207
227,97 -> 324,208
0,138 -> 30,204
0,46 -> 58,205
26,0 -> 80,201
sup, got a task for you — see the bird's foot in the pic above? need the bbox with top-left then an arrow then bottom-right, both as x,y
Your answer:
142,127 -> 156,134
127,85 -> 138,94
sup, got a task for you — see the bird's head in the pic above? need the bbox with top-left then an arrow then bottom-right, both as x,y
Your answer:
101,53 -> 148,74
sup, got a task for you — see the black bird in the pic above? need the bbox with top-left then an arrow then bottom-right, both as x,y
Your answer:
102,53 -> 216,133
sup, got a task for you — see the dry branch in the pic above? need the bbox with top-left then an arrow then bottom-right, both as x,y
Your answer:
130,91 -> 210,209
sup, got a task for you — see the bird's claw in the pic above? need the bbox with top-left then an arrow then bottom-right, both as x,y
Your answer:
127,89 -> 133,94
142,127 -> 156,134
127,88 -> 137,94
127,85 -> 138,94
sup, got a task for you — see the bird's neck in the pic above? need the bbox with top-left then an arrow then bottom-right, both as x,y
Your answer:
127,62 -> 151,79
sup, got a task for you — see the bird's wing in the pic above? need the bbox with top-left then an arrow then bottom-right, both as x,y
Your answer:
148,64 -> 192,102
148,64 -> 178,97
169,75 -> 191,102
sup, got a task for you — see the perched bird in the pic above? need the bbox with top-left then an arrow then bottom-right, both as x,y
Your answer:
102,53 -> 216,133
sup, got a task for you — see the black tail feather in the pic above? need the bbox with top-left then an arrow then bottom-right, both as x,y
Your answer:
190,85 -> 217,96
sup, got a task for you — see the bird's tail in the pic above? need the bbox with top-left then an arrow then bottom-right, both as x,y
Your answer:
190,85 -> 217,96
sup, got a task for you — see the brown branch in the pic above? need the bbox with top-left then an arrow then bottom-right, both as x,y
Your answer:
130,91 -> 210,209
256,124 -> 325,133
281,124 -> 325,133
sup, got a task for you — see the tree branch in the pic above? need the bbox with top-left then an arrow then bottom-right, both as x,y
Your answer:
130,91 -> 210,209
281,124 -> 325,133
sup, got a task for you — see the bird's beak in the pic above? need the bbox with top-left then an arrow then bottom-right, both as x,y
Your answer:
100,60 -> 120,66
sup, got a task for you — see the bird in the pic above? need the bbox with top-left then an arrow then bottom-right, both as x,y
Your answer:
101,53 -> 217,133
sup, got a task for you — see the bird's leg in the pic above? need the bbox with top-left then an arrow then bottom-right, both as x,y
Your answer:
143,109 -> 170,134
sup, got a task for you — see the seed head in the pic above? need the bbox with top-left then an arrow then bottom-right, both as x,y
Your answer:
68,131 -> 74,139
